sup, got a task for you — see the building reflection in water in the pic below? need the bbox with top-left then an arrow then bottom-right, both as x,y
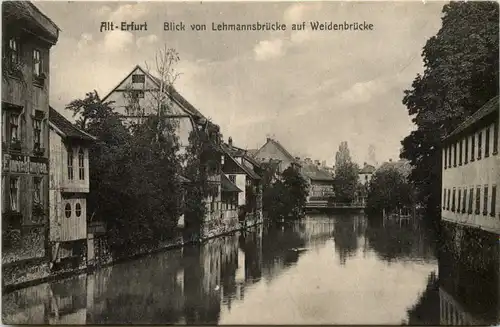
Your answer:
5,215 -> 498,325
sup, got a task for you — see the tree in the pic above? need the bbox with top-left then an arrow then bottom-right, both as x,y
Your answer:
263,166 -> 308,221
183,123 -> 222,239
282,166 -> 309,218
400,2 -> 499,224
365,166 -> 416,217
333,141 -> 359,203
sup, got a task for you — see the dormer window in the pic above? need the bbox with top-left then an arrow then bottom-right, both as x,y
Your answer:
132,74 -> 145,83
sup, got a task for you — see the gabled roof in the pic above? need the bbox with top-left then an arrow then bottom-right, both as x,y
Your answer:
49,107 -> 97,141
444,96 -> 499,141
301,163 -> 334,181
221,145 -> 262,180
255,138 -> 300,166
359,164 -> 376,174
101,65 -> 206,120
223,143 -> 262,168
221,174 -> 242,193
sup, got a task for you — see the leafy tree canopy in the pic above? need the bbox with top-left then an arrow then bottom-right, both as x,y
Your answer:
400,1 -> 499,220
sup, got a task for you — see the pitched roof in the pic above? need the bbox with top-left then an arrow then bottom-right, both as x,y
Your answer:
49,107 -> 97,141
224,144 -> 262,168
221,174 -> 242,193
255,138 -> 300,165
444,96 -> 499,140
221,145 -> 262,180
102,65 -> 206,120
359,164 -> 376,174
301,163 -> 334,181
246,149 -> 258,157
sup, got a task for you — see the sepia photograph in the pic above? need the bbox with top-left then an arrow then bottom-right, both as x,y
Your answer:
1,0 -> 499,325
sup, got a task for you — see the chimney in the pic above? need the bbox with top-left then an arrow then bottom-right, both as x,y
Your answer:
322,160 -> 326,167
295,156 -> 300,161
305,158 -> 312,164
228,136 -> 233,147
364,162 -> 367,166
315,160 -> 320,166
266,137 -> 271,142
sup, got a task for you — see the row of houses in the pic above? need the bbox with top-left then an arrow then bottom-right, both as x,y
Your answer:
0,2 -> 273,288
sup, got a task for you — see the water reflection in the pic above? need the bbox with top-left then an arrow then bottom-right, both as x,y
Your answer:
2,214 -> 499,325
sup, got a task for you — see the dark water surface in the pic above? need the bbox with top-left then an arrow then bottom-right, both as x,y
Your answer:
2,214 -> 499,325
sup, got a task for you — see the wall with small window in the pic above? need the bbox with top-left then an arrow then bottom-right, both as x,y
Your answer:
104,67 -> 196,153
442,119 -> 500,234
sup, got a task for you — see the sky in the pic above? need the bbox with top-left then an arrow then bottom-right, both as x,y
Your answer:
37,0 -> 446,166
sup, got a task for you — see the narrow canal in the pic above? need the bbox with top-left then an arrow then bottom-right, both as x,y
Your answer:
2,214 -> 498,325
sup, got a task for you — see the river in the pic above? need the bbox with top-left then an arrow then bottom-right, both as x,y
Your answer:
2,213 -> 499,325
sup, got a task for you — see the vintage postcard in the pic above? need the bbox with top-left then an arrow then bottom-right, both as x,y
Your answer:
1,0 -> 499,325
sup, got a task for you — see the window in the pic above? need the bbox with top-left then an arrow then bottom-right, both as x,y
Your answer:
8,38 -> 19,67
485,127 -> 490,158
448,146 -> 452,168
459,140 -> 463,165
33,49 -> 41,76
132,74 -> 145,83
67,148 -> 74,180
10,114 -> 19,142
229,175 -> 236,184
132,90 -> 144,99
447,189 -> 451,211
493,123 -> 498,155
464,137 -> 469,164
491,185 -> 497,217
453,143 -> 457,167
65,203 -> 72,218
478,131 -> 482,160
462,189 -> 467,213
483,185 -> 488,216
475,187 -> 481,215
443,189 -> 447,209
33,120 -> 41,149
10,177 -> 19,211
33,177 -> 42,205
78,149 -> 85,180
75,203 -> 82,217
457,189 -> 462,213
468,188 -> 474,214
444,148 -> 447,169
452,189 -> 456,212
471,134 -> 475,162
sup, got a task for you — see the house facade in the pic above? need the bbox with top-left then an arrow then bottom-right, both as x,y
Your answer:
441,96 -> 499,234
300,159 -> 335,200
102,65 -> 204,152
102,64 -> 224,236
48,107 -> 96,269
252,137 -> 301,173
222,139 -> 263,224
1,1 -> 60,285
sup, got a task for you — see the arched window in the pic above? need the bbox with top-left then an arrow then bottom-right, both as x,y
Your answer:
75,203 -> 82,217
65,203 -> 71,218
78,149 -> 85,180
